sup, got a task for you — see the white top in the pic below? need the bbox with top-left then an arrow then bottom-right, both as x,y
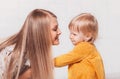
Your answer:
0,46 -> 30,79
0,45 -> 13,79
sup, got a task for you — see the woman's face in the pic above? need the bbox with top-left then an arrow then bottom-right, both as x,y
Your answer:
50,17 -> 61,45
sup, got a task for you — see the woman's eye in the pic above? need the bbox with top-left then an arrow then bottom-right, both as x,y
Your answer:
52,25 -> 58,31
53,28 -> 57,31
72,33 -> 76,36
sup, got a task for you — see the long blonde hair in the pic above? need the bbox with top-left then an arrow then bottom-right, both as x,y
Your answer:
0,9 -> 56,79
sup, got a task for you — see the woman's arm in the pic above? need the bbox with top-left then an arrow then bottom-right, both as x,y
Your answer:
18,68 -> 32,79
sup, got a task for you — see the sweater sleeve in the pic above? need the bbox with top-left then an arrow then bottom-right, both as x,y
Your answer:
54,42 -> 93,67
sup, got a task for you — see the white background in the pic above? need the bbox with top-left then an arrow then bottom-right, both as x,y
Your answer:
0,0 -> 120,79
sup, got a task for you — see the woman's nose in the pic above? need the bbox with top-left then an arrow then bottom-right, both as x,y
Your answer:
58,28 -> 62,35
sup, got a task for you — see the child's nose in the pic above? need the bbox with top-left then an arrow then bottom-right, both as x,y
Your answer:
69,34 -> 73,39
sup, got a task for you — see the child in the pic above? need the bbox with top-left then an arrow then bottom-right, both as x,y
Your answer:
54,13 -> 105,79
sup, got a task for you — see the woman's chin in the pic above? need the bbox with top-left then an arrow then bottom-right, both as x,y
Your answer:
52,41 -> 59,45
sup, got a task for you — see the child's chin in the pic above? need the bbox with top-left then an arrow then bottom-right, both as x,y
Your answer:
72,42 -> 76,45
72,42 -> 78,45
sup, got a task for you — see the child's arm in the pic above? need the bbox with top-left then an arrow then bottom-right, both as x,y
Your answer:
54,51 -> 82,67
54,42 -> 93,67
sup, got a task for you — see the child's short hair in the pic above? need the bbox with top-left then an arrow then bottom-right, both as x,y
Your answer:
69,13 -> 98,42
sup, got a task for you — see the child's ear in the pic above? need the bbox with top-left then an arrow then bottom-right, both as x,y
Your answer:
84,35 -> 92,42
85,33 -> 92,42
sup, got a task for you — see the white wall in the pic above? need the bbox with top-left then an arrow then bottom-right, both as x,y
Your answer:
0,0 -> 120,79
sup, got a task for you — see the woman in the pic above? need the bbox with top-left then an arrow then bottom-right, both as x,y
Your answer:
0,9 -> 61,79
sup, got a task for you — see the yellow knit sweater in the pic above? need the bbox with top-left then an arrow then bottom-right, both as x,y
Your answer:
54,42 -> 105,79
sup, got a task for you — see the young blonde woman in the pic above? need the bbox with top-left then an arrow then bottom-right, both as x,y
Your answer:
0,9 -> 61,79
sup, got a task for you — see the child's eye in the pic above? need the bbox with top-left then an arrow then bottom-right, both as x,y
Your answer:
70,32 -> 76,36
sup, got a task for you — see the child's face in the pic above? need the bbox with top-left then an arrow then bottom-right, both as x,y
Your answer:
69,30 -> 85,45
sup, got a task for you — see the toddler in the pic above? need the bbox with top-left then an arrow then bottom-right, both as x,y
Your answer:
54,13 -> 105,79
